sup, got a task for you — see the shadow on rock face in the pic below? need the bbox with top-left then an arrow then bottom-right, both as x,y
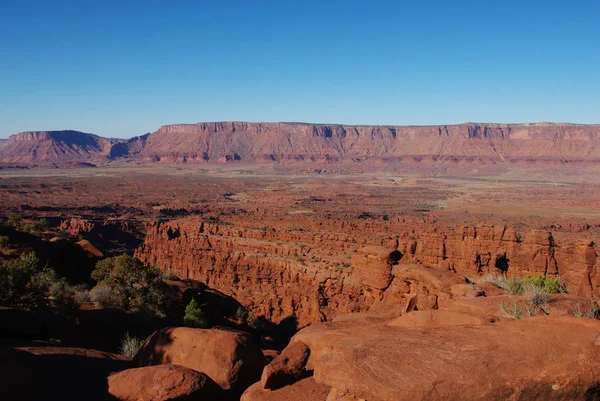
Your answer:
1,347 -> 130,401
585,384 -> 600,401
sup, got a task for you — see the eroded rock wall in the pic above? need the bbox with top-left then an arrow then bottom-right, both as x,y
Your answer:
135,220 -> 370,326
135,217 -> 600,325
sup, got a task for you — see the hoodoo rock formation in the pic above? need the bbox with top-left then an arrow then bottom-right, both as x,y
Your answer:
3,122 -> 600,166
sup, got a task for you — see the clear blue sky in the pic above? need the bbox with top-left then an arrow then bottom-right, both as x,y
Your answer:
1,0 -> 599,138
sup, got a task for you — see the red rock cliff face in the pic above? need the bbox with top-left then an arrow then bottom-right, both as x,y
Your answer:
135,217 -> 600,325
135,219 -> 371,326
124,122 -> 600,164
399,226 -> 600,296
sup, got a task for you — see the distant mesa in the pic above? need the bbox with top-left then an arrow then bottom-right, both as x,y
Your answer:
0,130 -> 122,166
1,122 -> 600,167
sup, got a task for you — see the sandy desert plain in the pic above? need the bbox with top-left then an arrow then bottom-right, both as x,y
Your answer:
2,158 -> 600,400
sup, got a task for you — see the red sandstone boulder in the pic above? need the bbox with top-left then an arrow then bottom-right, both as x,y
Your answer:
108,364 -> 223,401
261,341 -> 310,390
134,327 -> 266,394
241,377 -> 330,401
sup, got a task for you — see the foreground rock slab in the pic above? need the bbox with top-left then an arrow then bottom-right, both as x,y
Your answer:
293,315 -> 600,401
108,364 -> 223,401
1,346 -> 130,401
134,327 -> 266,394
242,377 -> 330,401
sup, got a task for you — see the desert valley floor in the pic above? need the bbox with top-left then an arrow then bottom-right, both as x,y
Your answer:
3,163 -> 600,400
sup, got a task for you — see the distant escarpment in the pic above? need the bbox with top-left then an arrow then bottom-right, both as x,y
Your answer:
122,122 -> 600,165
3,122 -> 600,166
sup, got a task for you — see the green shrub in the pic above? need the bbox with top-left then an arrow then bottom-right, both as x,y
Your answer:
35,218 -> 50,232
0,236 -> 9,249
234,306 -> 248,323
0,251 -> 43,307
49,279 -> 70,300
481,274 -> 567,295
184,298 -> 210,328
0,251 -> 77,308
32,267 -> 59,290
22,223 -> 37,233
523,275 -> 567,294
21,218 -> 50,234
91,254 -> 166,314
7,213 -> 23,229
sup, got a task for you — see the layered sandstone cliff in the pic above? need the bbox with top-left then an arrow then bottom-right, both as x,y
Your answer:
123,122 -> 600,164
4,122 -> 600,166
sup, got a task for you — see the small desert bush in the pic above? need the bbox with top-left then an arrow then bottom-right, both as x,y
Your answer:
7,213 -> 24,229
523,275 -> 567,294
184,298 -> 210,328
119,332 -> 141,358
35,218 -> 50,232
499,300 -> 524,319
572,301 -> 600,319
524,288 -> 549,317
526,289 -> 549,309
234,306 -> 248,323
480,275 -> 524,295
49,279 -> 70,300
90,285 -> 118,308
0,236 -> 9,249
502,278 -> 525,295
73,286 -> 91,304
